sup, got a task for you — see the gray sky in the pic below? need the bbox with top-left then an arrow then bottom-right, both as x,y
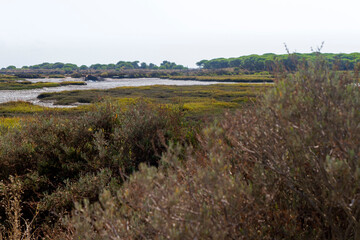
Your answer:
1,0 -> 359,68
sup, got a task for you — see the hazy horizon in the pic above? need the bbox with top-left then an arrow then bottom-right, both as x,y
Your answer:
1,0 -> 359,68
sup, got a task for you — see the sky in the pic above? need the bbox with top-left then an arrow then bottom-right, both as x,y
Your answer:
1,0 -> 360,68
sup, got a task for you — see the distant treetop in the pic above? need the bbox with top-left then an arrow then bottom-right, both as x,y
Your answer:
1,60 -> 187,71
196,53 -> 360,71
3,53 -> 360,72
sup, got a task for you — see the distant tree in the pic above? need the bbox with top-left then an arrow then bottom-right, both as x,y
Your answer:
160,61 -> 171,69
148,63 -> 158,69
229,59 -> 242,68
123,63 -> 135,69
159,60 -> 186,69
116,61 -> 125,66
6,65 -> 16,70
30,65 -> 41,69
197,53 -> 360,71
80,65 -> 88,70
131,61 -> 140,69
107,64 -> 116,69
63,67 -> 74,73
140,62 -> 147,69
90,64 -> 104,70
196,60 -> 208,68
53,62 -> 65,69
64,63 -> 78,70
173,64 -> 186,69
38,62 -> 54,69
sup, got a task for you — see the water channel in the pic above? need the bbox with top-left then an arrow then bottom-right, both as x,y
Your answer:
0,78 -> 232,107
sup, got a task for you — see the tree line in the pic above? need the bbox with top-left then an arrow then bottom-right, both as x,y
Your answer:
3,60 -> 187,72
196,53 -> 360,71
4,53 -> 360,73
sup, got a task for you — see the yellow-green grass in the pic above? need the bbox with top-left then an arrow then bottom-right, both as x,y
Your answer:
56,83 -> 269,117
0,101 -> 50,114
37,83 -> 269,105
0,117 -> 21,129
2,84 -> 270,118
0,81 -> 85,90
0,101 -> 96,116
114,97 -> 240,114
181,99 -> 240,113
98,97 -> 240,119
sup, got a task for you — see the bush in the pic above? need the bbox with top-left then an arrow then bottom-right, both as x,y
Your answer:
0,100 -> 191,237
64,56 -> 360,239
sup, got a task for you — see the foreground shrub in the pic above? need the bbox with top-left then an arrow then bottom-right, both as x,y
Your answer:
0,176 -> 37,240
0,100 -> 191,237
65,57 -> 360,239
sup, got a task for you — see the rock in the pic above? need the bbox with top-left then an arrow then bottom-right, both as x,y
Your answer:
84,75 -> 104,81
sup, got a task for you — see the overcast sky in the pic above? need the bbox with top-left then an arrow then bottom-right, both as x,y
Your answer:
1,0 -> 359,68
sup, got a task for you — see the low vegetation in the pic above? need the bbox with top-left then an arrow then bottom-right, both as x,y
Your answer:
36,83 -> 267,118
0,79 -> 85,91
165,74 -> 274,82
0,117 -> 21,135
63,57 -> 360,239
0,56 -> 359,239
0,100 -> 195,239
37,83 -> 266,104
0,102 -> 49,115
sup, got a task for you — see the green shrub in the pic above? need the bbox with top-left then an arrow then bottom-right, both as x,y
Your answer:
0,100 -> 191,237
64,56 -> 360,239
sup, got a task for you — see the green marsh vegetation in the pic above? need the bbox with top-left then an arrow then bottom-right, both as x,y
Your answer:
0,56 -> 359,239
0,102 -> 49,115
0,117 -> 21,134
37,83 -> 265,105
36,83 -> 267,118
0,75 -> 85,91
0,81 -> 85,91
164,74 -> 274,82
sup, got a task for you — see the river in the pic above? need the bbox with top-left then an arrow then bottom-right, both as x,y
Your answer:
0,78 -> 232,107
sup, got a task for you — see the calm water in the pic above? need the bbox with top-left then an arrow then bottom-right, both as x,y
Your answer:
0,78 -> 232,107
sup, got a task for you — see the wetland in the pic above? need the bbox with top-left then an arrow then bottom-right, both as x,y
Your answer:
0,77 -> 240,107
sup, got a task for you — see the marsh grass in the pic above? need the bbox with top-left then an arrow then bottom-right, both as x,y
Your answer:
0,102 -> 49,115
0,117 -> 21,128
0,101 -> 95,118
166,74 -> 274,82
37,83 -> 267,104
36,83 -> 266,115
1,83 -> 266,122
0,81 -> 85,91
34,84 -> 267,119
0,117 -> 22,135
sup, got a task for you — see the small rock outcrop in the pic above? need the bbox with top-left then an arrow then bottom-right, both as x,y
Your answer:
84,75 -> 104,81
